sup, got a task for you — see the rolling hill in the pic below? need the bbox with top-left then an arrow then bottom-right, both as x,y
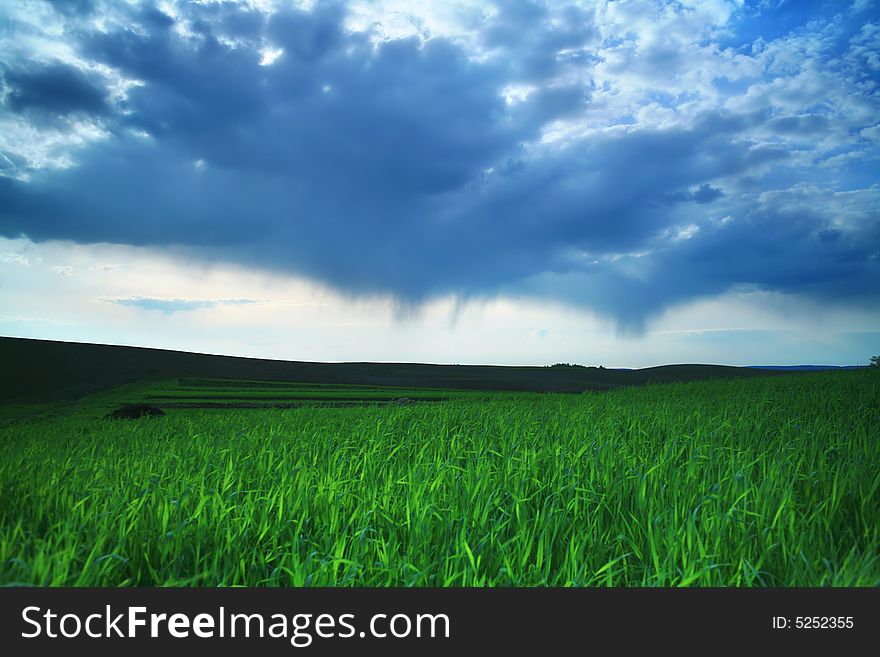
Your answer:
1,336 -> 789,403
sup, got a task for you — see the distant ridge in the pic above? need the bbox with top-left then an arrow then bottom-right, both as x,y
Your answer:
747,365 -> 865,371
2,336 -> 802,403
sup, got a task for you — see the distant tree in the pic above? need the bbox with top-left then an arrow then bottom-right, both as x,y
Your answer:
871,355 -> 880,367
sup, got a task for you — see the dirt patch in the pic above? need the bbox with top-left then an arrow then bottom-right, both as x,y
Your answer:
106,403 -> 166,420
146,395 -> 446,402
155,398 -> 445,409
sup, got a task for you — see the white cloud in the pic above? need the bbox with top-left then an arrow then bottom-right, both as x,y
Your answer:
0,314 -> 76,326
258,47 -> 284,66
0,251 -> 31,266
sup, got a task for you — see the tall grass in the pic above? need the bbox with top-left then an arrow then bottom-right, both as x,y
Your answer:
1,371 -> 877,586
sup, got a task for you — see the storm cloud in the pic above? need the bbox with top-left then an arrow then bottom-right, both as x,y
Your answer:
1,0 -> 878,331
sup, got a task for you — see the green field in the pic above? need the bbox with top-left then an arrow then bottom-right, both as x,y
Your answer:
1,370 -> 878,586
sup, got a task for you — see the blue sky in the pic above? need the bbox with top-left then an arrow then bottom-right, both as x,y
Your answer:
1,0 -> 878,366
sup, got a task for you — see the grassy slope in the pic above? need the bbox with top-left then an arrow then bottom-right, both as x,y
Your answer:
0,369 -> 877,586
1,336 -> 782,403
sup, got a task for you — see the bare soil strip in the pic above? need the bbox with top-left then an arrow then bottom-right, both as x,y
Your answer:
145,395 -> 449,402
145,399 -> 446,409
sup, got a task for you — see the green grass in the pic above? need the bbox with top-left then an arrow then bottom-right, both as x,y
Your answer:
0,370 -> 877,586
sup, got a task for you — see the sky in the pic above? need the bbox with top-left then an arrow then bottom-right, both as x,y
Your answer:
1,0 -> 879,367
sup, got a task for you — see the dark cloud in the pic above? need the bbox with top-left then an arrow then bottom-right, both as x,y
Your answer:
522,191 -> 880,333
47,0 -> 95,17
665,184 -> 725,205
483,0 -> 598,82
266,2 -> 346,63
672,207 -> 880,305
766,114 -> 830,137
0,1 -> 878,331
818,228 -> 842,243
2,63 -> 110,117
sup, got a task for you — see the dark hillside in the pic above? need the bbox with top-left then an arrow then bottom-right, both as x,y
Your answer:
1,336 -> 786,403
